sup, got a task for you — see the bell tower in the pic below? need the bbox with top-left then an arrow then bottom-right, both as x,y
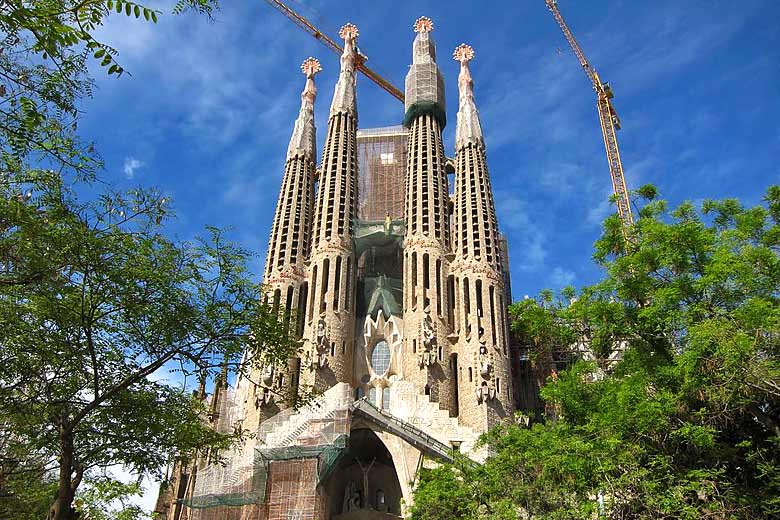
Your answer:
451,44 -> 513,428
303,24 -> 360,390
401,17 -> 454,412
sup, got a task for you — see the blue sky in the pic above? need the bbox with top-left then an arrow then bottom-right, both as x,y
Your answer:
86,0 -> 780,300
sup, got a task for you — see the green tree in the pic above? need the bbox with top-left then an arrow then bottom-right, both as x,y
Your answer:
0,2 -> 298,520
1,174 -> 297,520
410,186 -> 780,519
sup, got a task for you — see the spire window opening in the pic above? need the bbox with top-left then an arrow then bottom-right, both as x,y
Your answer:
489,285 -> 497,346
320,258 -> 330,314
308,266 -> 317,321
272,289 -> 281,316
436,259 -> 442,317
463,277 -> 470,334
447,275 -> 455,326
411,253 -> 418,310
284,286 -> 294,329
345,257 -> 352,311
333,256 -> 342,310
297,283 -> 308,337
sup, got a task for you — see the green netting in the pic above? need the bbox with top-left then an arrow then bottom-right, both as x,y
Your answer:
361,275 -> 403,318
353,218 -> 404,257
402,101 -> 446,129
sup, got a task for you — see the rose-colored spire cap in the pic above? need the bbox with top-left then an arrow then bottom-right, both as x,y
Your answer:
453,43 -> 483,149
330,23 -> 359,116
414,16 -> 434,33
286,57 -> 321,160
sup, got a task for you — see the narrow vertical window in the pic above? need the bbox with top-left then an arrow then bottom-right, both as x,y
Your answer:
411,252 -> 418,309
333,256 -> 342,310
463,277 -> 470,334
476,279 -> 483,316
345,257 -> 352,311
447,275 -> 455,327
435,258 -> 442,316
320,258 -> 330,313
489,285 -> 497,346
308,266 -> 317,321
297,283 -> 308,337
272,289 -> 281,316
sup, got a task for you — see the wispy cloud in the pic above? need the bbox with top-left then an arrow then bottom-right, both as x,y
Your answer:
123,157 -> 144,179
549,266 -> 576,289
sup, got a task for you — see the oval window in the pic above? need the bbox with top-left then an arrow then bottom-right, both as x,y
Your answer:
371,340 -> 391,375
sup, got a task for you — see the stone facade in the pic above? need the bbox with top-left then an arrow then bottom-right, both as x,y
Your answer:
157,17 -> 524,520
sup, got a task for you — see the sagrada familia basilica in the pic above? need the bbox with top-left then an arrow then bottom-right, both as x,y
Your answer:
156,16 -> 538,520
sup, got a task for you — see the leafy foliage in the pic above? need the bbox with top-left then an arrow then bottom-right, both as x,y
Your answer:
0,2 -> 301,520
410,187 -> 780,519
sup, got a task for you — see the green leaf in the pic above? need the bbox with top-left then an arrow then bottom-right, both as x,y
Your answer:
125,2 -> 131,16
151,10 -> 158,23
134,5 -> 140,17
93,48 -> 105,59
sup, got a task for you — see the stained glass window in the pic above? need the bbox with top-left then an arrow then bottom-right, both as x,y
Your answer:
371,340 -> 391,375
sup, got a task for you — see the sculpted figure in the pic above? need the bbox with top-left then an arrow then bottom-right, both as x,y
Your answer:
315,317 -> 328,351
478,343 -> 492,378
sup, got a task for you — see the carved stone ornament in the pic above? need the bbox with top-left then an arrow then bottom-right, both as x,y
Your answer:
256,363 -> 285,408
308,317 -> 330,370
475,341 -> 497,404
475,380 -> 497,404
418,311 -> 437,368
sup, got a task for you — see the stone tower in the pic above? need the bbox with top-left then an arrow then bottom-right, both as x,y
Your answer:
451,44 -> 514,428
401,17 -> 454,413
304,23 -> 360,390
252,57 -> 321,420
160,18 -> 522,520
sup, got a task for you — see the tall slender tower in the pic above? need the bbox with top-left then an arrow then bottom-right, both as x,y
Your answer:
402,17 -> 454,412
451,44 -> 513,428
304,23 -> 360,389
242,57 -> 321,423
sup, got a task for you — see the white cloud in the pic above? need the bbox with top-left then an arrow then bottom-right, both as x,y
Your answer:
549,266 -> 576,288
123,157 -> 144,179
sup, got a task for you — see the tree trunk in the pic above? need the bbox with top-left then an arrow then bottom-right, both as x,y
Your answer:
49,422 -> 81,520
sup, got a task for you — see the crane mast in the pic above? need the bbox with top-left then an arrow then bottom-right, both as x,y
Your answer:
264,0 -> 405,103
545,0 -> 634,236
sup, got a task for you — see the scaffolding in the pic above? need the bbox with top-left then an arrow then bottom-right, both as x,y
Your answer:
182,384 -> 353,518
357,126 -> 408,221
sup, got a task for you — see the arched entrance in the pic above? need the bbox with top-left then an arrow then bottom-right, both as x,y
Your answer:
325,428 -> 403,519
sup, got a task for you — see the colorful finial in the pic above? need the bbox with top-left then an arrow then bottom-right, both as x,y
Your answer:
339,23 -> 359,41
301,57 -> 322,78
453,43 -> 474,63
414,16 -> 434,33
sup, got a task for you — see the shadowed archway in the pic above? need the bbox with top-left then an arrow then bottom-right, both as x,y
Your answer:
324,428 -> 403,519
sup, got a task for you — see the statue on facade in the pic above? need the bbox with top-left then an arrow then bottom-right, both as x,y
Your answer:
343,480 -> 361,512
418,311 -> 437,368
476,380 -> 496,404
311,317 -> 329,369
475,342 -> 497,404
478,343 -> 492,378
356,457 -> 376,510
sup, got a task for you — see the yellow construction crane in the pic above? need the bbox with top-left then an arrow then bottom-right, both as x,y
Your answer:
545,0 -> 634,236
264,0 -> 405,103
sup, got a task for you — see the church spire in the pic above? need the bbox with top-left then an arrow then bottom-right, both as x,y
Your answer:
287,57 -> 321,160
330,23 -> 358,117
403,16 -> 445,128
453,44 -> 484,150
